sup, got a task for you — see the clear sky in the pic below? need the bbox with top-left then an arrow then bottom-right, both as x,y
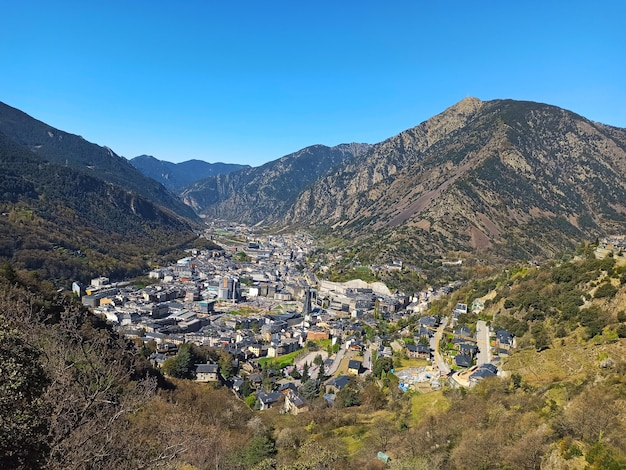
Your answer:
1,1 -> 625,167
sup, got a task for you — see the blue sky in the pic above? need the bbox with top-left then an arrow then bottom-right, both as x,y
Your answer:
1,1 -> 624,167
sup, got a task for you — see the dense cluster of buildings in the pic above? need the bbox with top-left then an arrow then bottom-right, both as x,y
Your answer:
74,226 -> 513,412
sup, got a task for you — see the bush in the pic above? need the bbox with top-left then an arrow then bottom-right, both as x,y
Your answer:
594,282 -> 618,299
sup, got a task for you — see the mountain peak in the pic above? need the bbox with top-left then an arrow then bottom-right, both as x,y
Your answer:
420,97 -> 484,145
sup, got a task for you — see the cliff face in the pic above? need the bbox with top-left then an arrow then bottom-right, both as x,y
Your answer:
181,143 -> 371,224
284,98 -> 626,262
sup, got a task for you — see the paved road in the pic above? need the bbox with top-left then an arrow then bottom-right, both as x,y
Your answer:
475,320 -> 491,366
432,317 -> 451,375
295,350 -> 328,369
326,347 -> 346,376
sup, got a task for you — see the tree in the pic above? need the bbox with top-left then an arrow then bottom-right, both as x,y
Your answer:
530,323 -> 550,351
276,427 -> 306,450
361,383 -> 387,410
336,379 -> 360,407
301,362 -> 310,383
373,357 -> 394,378
300,379 -> 319,401
313,353 -> 324,366
218,351 -> 234,379
317,362 -> 326,381
0,320 -> 50,468
241,434 -> 276,467
162,343 -> 195,378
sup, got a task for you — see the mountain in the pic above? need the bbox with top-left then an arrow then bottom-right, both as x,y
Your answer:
0,107 -> 204,283
181,143 -> 371,224
0,102 -> 197,220
130,155 -> 249,192
282,98 -> 626,264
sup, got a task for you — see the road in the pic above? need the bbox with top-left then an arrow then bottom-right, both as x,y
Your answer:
326,347 -> 346,376
295,350 -> 328,369
475,320 -> 491,366
362,347 -> 372,375
432,317 -> 451,375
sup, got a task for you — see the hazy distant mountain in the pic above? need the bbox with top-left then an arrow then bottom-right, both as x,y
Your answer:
130,155 -> 249,191
181,143 -> 371,224
283,98 -> 626,263
0,102 -> 197,220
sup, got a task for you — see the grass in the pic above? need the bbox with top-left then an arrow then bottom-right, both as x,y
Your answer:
395,358 -> 430,371
409,390 -> 450,425
228,305 -> 263,316
328,266 -> 378,283
309,339 -> 332,351
501,333 -> 626,386
258,349 -> 305,369
258,339 -> 335,370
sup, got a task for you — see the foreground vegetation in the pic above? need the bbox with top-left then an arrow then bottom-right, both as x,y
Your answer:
1,242 -> 626,469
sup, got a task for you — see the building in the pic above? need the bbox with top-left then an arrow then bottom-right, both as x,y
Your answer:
283,390 -> 308,415
194,363 -> 220,382
348,360 -> 362,375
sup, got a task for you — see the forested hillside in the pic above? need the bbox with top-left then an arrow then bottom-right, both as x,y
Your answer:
0,101 -> 197,220
0,131 -> 203,283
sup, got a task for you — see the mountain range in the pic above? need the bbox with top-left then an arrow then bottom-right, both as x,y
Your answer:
184,97 -> 626,265
130,155 -> 248,191
1,97 -> 625,280
181,143 -> 371,223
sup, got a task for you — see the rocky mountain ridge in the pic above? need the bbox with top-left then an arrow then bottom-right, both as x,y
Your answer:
284,98 -> 626,263
181,142 -> 371,224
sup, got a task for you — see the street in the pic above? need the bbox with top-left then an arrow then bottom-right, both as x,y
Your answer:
432,317 -> 451,375
475,320 -> 491,366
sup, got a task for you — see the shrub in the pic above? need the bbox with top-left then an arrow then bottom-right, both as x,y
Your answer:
594,282 -> 618,299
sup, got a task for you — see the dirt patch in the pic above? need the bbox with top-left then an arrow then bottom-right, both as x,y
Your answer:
477,212 -> 501,237
415,219 -> 431,231
469,226 -> 492,251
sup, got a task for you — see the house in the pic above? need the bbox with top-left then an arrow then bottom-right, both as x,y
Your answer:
248,372 -> 263,388
194,363 -> 220,383
348,359 -> 362,375
148,352 -> 169,368
326,375 -> 352,394
283,390 -> 309,415
278,382 -> 298,394
454,354 -> 473,368
419,315 -> 440,328
257,391 -> 282,410
469,364 -> 498,385
416,325 -> 432,339
248,343 -> 263,357
232,376 -> 244,393
453,303 -> 468,315
459,343 -> 479,358
454,325 -> 472,338
407,344 -> 431,359
496,329 -> 514,352
307,327 -> 329,341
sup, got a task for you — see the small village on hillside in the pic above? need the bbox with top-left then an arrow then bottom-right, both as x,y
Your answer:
74,225 -> 525,413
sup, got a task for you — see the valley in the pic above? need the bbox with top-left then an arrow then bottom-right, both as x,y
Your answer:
1,98 -> 625,469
